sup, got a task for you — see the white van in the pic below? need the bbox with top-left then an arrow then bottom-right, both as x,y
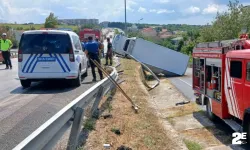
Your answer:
18,30 -> 88,88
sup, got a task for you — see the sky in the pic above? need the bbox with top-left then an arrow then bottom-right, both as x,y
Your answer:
0,0 -> 249,25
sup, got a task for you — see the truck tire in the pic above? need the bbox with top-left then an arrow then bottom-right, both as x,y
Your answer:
195,95 -> 202,105
206,99 -> 216,121
20,80 -> 31,88
72,68 -> 81,87
246,120 -> 250,144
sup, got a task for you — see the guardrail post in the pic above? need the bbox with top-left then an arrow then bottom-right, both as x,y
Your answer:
67,107 -> 84,150
91,86 -> 104,118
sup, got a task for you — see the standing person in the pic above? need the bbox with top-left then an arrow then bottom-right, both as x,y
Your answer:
95,36 -> 102,58
105,37 -> 112,66
100,39 -> 104,58
85,36 -> 103,82
0,33 -> 13,69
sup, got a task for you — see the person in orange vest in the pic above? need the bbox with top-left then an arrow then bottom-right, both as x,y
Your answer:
0,33 -> 13,69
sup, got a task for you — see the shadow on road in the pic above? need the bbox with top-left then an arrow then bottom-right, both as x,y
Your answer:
193,111 -> 250,150
10,80 -> 77,95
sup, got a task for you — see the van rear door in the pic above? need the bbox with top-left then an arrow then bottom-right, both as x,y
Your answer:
19,32 -> 72,74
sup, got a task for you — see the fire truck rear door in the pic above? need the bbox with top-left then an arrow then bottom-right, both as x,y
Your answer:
243,60 -> 250,118
226,58 -> 243,119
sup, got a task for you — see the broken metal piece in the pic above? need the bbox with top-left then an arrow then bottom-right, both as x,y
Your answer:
175,101 -> 191,106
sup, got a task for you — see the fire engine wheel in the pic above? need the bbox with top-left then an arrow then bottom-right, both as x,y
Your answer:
246,121 -> 250,144
206,99 -> 216,121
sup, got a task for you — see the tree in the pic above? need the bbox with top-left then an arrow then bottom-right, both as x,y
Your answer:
177,40 -> 184,52
181,42 -> 195,55
199,0 -> 247,42
44,12 -> 58,28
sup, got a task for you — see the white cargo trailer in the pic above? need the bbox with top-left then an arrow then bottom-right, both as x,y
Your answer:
112,34 -> 128,56
123,38 -> 189,76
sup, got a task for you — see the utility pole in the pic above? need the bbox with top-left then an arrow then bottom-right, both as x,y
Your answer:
124,0 -> 127,36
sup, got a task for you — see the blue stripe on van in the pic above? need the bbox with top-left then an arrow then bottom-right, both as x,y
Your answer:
54,54 -> 66,72
30,54 -> 43,73
22,54 -> 33,72
26,54 -> 38,73
58,54 -> 71,72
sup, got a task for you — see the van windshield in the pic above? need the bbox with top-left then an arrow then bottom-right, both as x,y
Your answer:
20,33 -> 72,54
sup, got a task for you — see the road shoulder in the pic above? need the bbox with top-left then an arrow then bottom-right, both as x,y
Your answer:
82,59 -> 185,150
148,78 -> 232,150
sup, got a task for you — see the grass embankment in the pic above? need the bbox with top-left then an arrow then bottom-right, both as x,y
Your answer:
83,58 -> 178,150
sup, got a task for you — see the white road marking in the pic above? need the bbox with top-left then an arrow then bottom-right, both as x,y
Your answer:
178,78 -> 192,87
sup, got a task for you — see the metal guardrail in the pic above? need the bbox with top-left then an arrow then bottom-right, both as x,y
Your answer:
13,67 -> 118,150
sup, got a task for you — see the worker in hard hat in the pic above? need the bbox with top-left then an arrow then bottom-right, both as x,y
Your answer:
0,33 -> 13,69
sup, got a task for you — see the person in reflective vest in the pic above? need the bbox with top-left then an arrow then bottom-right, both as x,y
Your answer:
0,33 -> 13,69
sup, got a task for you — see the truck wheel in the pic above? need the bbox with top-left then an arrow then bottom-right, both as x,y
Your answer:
206,99 -> 216,121
20,80 -> 31,88
72,68 -> 81,87
245,120 -> 250,144
195,95 -> 202,105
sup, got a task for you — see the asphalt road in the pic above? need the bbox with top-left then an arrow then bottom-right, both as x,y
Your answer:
169,68 -> 195,101
0,58 -> 98,150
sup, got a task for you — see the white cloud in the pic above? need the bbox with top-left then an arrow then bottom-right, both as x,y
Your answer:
153,0 -> 170,4
149,9 -> 157,13
150,9 -> 174,14
186,6 -> 200,14
202,4 -> 219,14
156,9 -> 175,14
0,0 -> 51,23
66,6 -> 88,12
138,7 -> 147,13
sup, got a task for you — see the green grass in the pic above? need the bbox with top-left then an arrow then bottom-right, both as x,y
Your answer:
83,118 -> 96,131
184,139 -> 202,150
0,23 -> 78,30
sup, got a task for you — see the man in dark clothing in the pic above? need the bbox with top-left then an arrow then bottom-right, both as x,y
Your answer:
85,36 -> 103,82
105,37 -> 112,66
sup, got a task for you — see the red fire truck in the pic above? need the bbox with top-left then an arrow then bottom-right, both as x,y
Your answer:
79,29 -> 102,41
193,34 -> 250,142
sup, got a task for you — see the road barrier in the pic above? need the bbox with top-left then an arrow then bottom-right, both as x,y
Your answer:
13,67 -> 118,150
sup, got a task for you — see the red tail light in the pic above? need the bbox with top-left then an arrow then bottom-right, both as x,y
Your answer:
69,49 -> 75,62
18,49 -> 23,62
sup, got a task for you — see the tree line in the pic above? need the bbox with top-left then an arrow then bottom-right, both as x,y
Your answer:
126,0 -> 250,59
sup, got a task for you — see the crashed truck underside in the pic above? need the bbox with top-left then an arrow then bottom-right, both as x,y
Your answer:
112,34 -> 189,76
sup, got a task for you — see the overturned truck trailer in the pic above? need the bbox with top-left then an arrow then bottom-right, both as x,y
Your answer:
112,35 -> 189,76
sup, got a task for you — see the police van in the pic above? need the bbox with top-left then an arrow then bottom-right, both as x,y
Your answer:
18,30 -> 88,88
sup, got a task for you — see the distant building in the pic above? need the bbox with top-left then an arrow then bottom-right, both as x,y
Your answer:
58,19 -> 99,25
100,21 -> 109,28
127,24 -> 138,32
159,29 -> 174,39
141,28 -> 157,37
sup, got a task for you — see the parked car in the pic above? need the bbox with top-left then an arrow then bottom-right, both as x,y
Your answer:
18,30 -> 88,88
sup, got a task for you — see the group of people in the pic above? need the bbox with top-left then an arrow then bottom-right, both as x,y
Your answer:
0,33 -> 13,69
82,36 -> 113,82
